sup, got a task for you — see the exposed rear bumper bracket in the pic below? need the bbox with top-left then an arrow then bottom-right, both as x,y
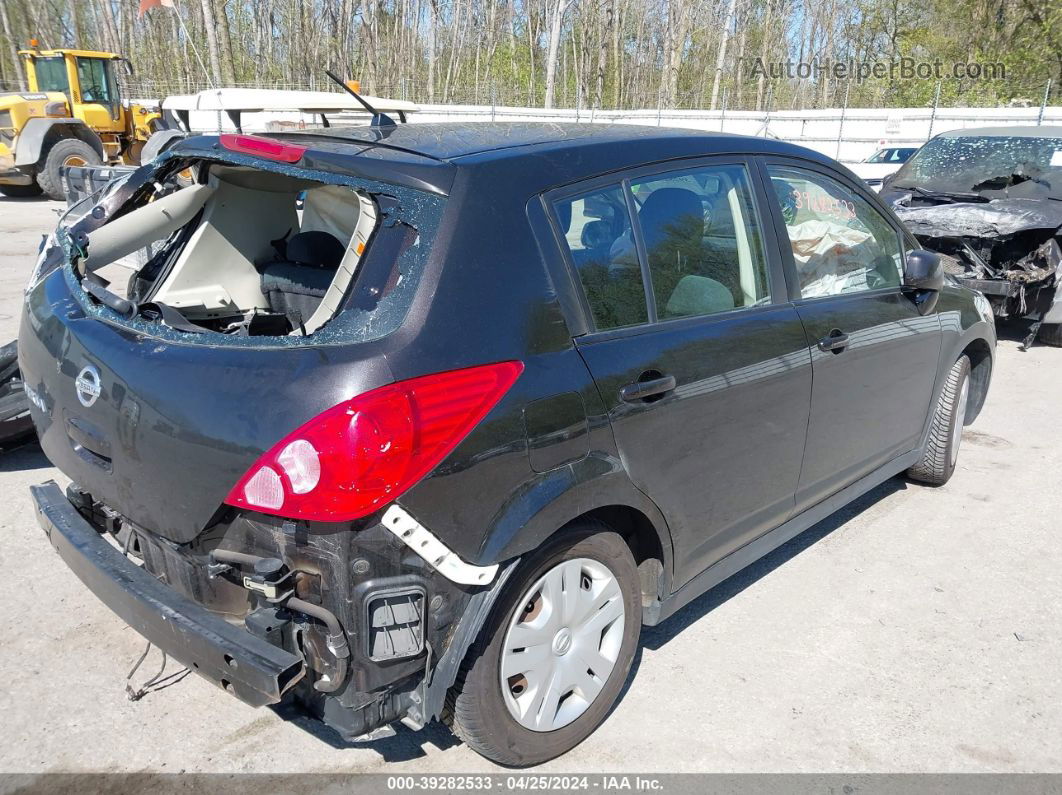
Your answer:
31,481 -> 304,707
382,504 -> 498,586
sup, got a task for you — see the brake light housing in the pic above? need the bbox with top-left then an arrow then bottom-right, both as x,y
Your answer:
224,361 -> 524,522
219,133 -> 306,163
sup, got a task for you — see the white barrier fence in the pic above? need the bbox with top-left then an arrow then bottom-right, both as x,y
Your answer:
411,104 -> 1062,164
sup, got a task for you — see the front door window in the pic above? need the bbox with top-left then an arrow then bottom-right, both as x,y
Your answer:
767,165 -> 903,299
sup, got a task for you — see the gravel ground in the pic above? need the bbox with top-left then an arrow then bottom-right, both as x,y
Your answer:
1,195 -> 1060,775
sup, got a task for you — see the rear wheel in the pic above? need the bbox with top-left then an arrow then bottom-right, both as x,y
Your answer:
906,355 -> 971,486
446,524 -> 640,766
36,138 -> 101,201
0,182 -> 43,198
1039,323 -> 1062,348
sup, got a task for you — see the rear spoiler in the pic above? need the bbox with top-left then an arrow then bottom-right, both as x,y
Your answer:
169,135 -> 455,197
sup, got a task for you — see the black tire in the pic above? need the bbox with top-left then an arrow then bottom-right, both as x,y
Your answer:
0,340 -> 17,374
1038,323 -> 1062,348
0,341 -> 34,448
445,523 -> 641,767
36,138 -> 101,201
0,182 -> 43,198
907,355 -> 971,486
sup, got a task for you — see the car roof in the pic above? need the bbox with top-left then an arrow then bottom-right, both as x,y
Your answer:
936,125 -> 1062,139
280,121 -> 806,161
176,122 -> 839,197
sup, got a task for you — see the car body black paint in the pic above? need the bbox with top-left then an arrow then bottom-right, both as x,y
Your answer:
789,291 -> 941,510
20,122 -> 995,745
574,304 -> 813,589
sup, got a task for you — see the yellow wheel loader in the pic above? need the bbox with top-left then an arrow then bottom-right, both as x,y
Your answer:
0,45 -> 162,200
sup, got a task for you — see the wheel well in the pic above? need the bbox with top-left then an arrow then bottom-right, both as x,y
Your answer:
962,338 -> 992,424
575,505 -> 667,605
40,124 -> 105,164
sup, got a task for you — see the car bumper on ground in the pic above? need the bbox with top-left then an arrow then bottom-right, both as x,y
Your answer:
31,480 -> 304,707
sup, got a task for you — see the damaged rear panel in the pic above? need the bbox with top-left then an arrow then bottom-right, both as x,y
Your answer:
20,135 -> 449,543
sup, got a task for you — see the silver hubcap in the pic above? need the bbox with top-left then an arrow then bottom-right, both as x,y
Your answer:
500,557 -> 625,732
950,375 -> 970,467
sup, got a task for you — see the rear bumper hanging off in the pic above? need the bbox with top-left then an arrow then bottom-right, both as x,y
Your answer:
31,480 -> 304,707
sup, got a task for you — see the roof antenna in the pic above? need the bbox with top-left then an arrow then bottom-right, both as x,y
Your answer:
324,69 -> 397,129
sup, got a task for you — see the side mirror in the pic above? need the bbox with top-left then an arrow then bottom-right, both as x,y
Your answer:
903,249 -> 944,314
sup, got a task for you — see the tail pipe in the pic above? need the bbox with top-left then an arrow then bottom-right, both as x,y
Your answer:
208,549 -> 350,693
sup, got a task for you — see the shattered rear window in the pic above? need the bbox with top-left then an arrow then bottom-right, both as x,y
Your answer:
55,150 -> 445,349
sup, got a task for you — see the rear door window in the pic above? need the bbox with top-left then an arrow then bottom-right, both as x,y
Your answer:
553,185 -> 647,331
632,164 -> 769,319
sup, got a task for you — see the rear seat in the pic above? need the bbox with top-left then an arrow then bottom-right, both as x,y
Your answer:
259,231 -> 345,324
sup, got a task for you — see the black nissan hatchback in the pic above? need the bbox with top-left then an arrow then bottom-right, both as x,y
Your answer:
20,122 -> 995,766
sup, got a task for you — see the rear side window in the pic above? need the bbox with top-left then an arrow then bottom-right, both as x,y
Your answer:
33,57 -> 69,96
553,185 -> 647,330
767,165 -> 903,298
632,164 -> 769,319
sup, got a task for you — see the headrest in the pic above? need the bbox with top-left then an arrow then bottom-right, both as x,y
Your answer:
639,188 -> 703,250
665,275 -> 735,318
286,231 -> 345,269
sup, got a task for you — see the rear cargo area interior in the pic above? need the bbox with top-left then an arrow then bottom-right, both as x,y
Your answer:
84,165 -> 377,336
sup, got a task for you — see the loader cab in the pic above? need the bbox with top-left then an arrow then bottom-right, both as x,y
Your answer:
21,48 -> 127,134
1,45 -> 159,198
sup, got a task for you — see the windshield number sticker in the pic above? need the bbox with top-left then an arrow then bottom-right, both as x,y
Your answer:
791,189 -> 857,222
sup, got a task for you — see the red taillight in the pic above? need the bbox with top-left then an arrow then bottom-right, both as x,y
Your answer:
219,133 -> 306,163
224,361 -> 524,522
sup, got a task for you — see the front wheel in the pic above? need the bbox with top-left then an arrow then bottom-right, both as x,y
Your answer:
907,354 -> 971,485
446,523 -> 641,766
36,138 -> 102,201
1039,323 -> 1062,348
